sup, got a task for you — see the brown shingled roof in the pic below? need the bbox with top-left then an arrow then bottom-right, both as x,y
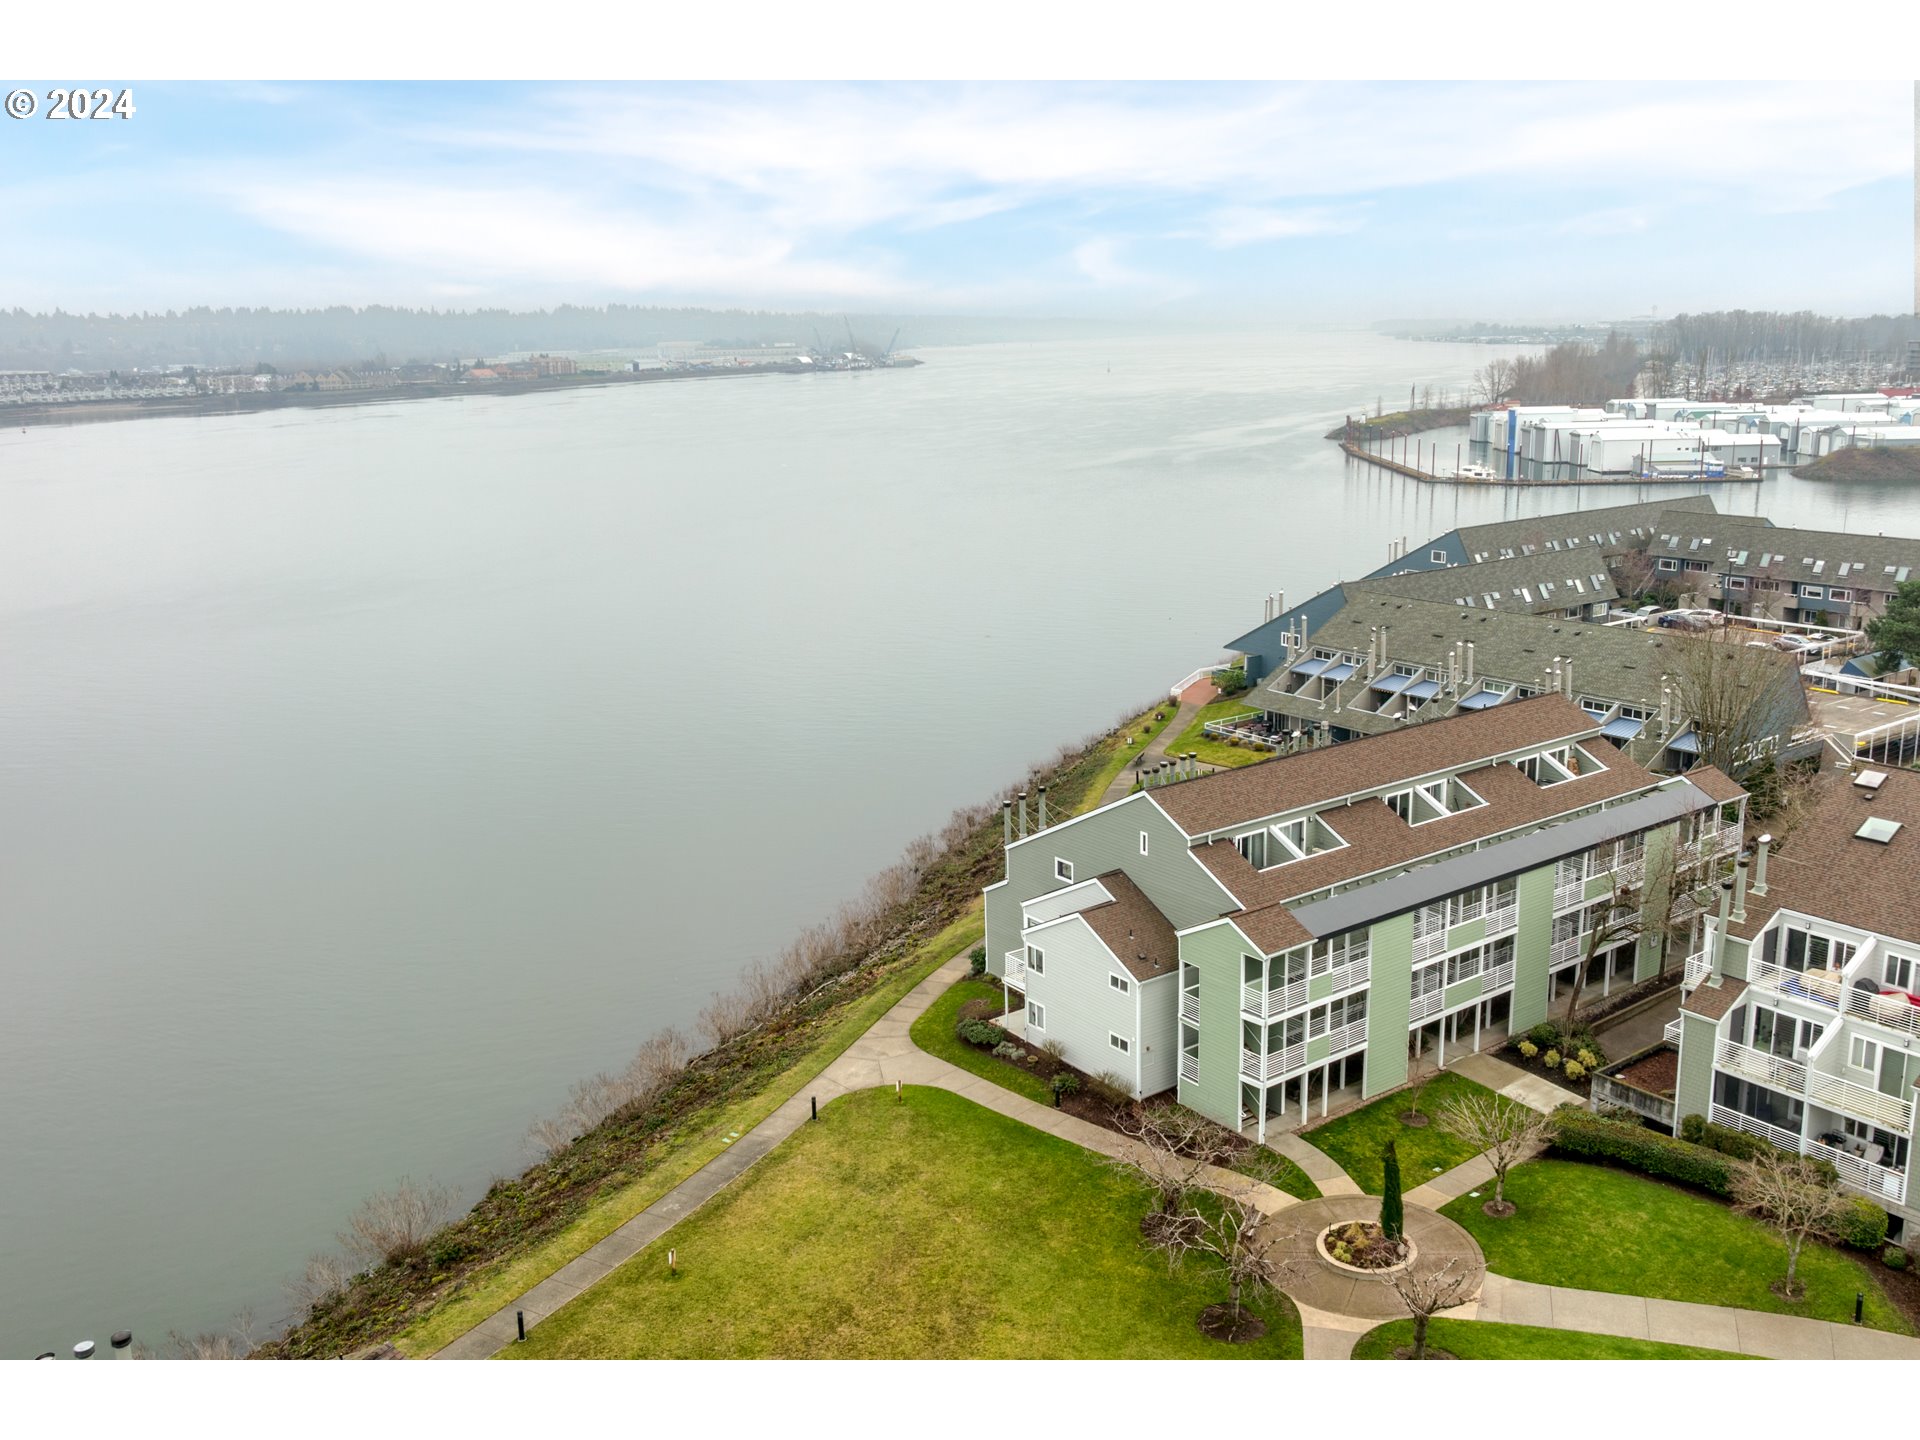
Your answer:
1726,766 -> 1920,950
1150,695 -> 1604,836
1683,976 -> 1748,1020
1080,871 -> 1179,981
1683,765 -> 1747,806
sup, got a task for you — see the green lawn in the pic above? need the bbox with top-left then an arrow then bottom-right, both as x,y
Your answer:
1352,1317 -> 1750,1360
1085,703 -> 1183,798
1165,699 -> 1270,770
394,909 -> 983,1356
1231,1146 -> 1322,1202
909,975 -> 1054,1103
1303,1072 -> 1521,1194
1443,1160 -> 1911,1334
508,1086 -> 1304,1358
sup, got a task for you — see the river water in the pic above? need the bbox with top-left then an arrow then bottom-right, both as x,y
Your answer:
4,332 -> 1918,1357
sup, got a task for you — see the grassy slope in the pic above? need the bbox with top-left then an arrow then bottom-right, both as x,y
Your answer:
1303,1072 -> 1520,1194
397,909 -> 981,1356
1165,698 -> 1268,770
373,702 -> 1165,1357
509,1086 -> 1303,1359
907,976 -> 1054,1104
1095,702 -> 1183,793
1443,1160 -> 1910,1334
1351,1317 -> 1749,1360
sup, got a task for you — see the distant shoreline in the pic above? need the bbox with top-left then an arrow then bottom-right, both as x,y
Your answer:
1,358 -> 920,432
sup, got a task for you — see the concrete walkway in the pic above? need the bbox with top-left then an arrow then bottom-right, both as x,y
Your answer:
1100,698 -> 1199,805
1446,1051 -> 1574,1115
433,947 -> 1301,1358
1263,1131 -> 1362,1198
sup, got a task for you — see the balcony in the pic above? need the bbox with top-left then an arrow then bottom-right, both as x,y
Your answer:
1550,932 -> 1585,970
1179,1052 -> 1199,1085
1242,1045 -> 1299,1082
1684,950 -> 1711,987
1664,1018 -> 1683,1045
1710,1101 -> 1804,1155
1180,990 -> 1199,1025
1807,1136 -> 1908,1205
1749,956 -> 1920,1041
1409,986 -> 1445,1023
1483,959 -> 1516,993
1240,957 -> 1369,1018
1003,950 -> 1027,987
1485,900 -> 1519,936
1716,1038 -> 1808,1094
1805,1070 -> 1914,1136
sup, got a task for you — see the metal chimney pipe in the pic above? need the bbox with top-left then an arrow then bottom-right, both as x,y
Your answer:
1002,799 -> 1012,847
1563,660 -> 1575,699
1753,834 -> 1772,896
1466,641 -> 1476,686
1732,854 -> 1749,922
1017,791 -> 1028,840
1714,878 -> 1734,973
1037,785 -> 1048,831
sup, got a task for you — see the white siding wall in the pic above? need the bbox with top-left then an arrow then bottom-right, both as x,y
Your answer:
1022,914 -> 1146,1096
1136,972 -> 1178,1097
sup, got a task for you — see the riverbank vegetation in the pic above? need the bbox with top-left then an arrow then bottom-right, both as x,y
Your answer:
1794,447 -> 1920,483
1323,406 -> 1470,441
255,698 -> 1164,1358
508,1086 -> 1304,1359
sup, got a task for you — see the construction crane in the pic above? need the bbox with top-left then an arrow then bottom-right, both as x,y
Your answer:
881,328 -> 901,363
844,317 -> 861,357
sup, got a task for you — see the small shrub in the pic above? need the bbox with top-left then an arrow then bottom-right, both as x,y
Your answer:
956,1019 -> 1005,1048
1084,1070 -> 1132,1107
1051,1073 -> 1081,1099
1518,1040 -> 1539,1059
1594,1103 -> 1643,1127
1527,1021 -> 1565,1050
968,945 -> 987,977
1564,1060 -> 1586,1081
1674,1117 -> 1839,1184
1836,1197 -> 1890,1252
1883,1245 -> 1910,1271
1576,1048 -> 1600,1070
1040,1037 -> 1067,1062
1544,1049 -> 1562,1069
1679,1113 -> 1707,1144
990,1041 -> 1028,1062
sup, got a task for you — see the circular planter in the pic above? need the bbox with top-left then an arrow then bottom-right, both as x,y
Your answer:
1315,1222 -> 1417,1277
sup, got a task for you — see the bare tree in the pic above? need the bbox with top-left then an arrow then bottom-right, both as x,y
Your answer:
1475,358 -> 1517,406
1385,1256 -> 1481,1359
286,1251 -> 354,1314
338,1176 -> 457,1268
1106,1102 -> 1246,1219
163,1311 -> 262,1360
1435,1093 -> 1552,1215
1559,825 -> 1725,1025
1667,632 -> 1807,779
1151,1193 -> 1290,1339
1731,1150 -> 1847,1299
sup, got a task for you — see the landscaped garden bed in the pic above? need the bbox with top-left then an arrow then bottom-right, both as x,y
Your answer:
1503,1018 -> 1607,1096
507,1086 -> 1306,1359
1318,1219 -> 1411,1273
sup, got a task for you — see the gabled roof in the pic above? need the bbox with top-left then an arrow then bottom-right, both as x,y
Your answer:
1079,870 -> 1179,981
1352,551 -> 1620,615
1649,511 -> 1920,591
1150,694 -> 1605,835
1451,495 -> 1715,559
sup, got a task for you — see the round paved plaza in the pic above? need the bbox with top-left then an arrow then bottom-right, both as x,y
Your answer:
1261,1195 -> 1485,1321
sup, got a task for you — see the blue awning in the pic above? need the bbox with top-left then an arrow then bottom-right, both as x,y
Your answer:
1319,662 -> 1356,683
1602,717 -> 1646,740
1370,673 -> 1414,694
1458,689 -> 1505,710
1405,680 -> 1441,700
1289,657 -> 1331,676
1667,730 -> 1701,754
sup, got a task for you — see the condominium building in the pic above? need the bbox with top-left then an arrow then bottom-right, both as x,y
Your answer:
1675,765 -> 1920,1235
985,696 -> 1744,1139
1648,509 -> 1920,628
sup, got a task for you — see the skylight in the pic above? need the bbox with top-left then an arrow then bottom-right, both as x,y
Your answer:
1854,770 -> 1888,791
1857,817 -> 1903,844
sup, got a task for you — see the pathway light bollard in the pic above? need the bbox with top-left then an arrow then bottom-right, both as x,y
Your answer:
1855,1292 -> 1864,1325
516,1311 -> 526,1343
668,1248 -> 678,1278
895,1079 -> 903,1102
810,1095 -> 817,1122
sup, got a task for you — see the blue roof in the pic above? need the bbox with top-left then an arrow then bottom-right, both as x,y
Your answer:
1405,680 -> 1441,700
1458,689 -> 1504,710
1370,673 -> 1415,694
1667,729 -> 1702,754
1289,656 -> 1331,677
1320,662 -> 1356,683
1602,717 -> 1646,740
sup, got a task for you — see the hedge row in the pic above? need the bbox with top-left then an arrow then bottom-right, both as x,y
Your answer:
1679,1114 -> 1840,1185
1549,1109 -> 1736,1195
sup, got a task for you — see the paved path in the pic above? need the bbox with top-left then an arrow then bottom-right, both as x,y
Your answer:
434,947 -> 1300,1358
1100,699 -> 1199,806
1262,1131 -> 1361,1198
1446,1051 -> 1573,1115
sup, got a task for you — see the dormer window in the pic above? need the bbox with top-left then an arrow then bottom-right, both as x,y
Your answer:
1385,776 -> 1487,825
1515,743 -> 1605,787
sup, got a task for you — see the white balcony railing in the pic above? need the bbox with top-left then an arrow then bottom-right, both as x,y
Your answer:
1807,1137 -> 1909,1205
1485,901 -> 1519,936
1411,927 -> 1448,963
1180,990 -> 1199,1026
1550,933 -> 1585,970
1003,950 -> 1028,987
1241,958 -> 1370,1018
1483,959 -> 1516,993
1806,1070 -> 1915,1136
1710,1102 -> 1804,1155
1409,986 -> 1445,1023
1716,1039 -> 1808,1094
1664,1018 -> 1683,1045
1179,1052 -> 1199,1084
1684,950 -> 1711,987
1324,1018 -> 1367,1055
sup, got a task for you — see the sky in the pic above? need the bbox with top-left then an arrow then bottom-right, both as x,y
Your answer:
1,80 -> 1913,321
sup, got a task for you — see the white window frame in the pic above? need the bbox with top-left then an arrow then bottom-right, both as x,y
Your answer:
1028,1001 -> 1046,1030
1430,548 -> 1448,564
1139,830 -> 1150,856
1657,558 -> 1678,571
1108,1032 -> 1131,1054
1054,857 -> 1074,882
1109,973 -> 1130,995
1849,1035 -> 1880,1076
1026,945 -> 1045,976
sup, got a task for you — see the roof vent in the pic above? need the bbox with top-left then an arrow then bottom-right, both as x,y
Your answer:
1854,770 -> 1888,792
1856,817 -> 1902,844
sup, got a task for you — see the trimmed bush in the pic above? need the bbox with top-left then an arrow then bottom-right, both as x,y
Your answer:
1836,1197 -> 1890,1252
1549,1109 -> 1735,1196
1883,1245 -> 1910,1271
1564,1060 -> 1586,1081
1051,1073 -> 1081,1099
1084,1071 -> 1132,1107
1518,1040 -> 1539,1059
1527,1021 -> 1565,1051
1677,1116 -> 1840,1184
956,1019 -> 1006,1048
968,945 -> 987,977
1544,1049 -> 1562,1069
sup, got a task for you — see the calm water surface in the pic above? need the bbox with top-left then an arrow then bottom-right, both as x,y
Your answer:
4,332 -> 1918,1355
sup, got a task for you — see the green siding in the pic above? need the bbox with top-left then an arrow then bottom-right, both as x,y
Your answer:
1632,826 -> 1677,981
1720,936 -> 1752,983
1306,1034 -> 1331,1066
1585,871 -> 1615,902
1446,918 -> 1487,951
1507,863 -> 1556,1034
1362,912 -> 1414,1099
1445,975 -> 1484,1010
1308,971 -> 1333,1003
1675,1012 -> 1718,1123
1175,924 -> 1247,1130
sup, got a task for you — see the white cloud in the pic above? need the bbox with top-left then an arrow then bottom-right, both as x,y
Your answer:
1197,206 -> 1364,247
